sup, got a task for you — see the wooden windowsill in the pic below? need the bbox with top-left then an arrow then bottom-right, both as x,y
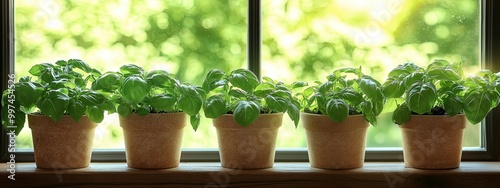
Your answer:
1,162 -> 500,187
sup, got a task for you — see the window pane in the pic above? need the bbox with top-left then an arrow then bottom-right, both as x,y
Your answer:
263,0 -> 481,147
15,0 -> 247,148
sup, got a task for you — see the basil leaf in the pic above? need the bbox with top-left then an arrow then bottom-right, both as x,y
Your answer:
233,100 -> 260,126
86,106 -> 104,123
406,82 -> 437,114
79,90 -> 106,106
92,73 -> 120,91
117,103 -> 133,117
68,59 -> 92,73
119,64 -> 144,76
287,99 -> 301,128
37,90 -> 70,122
290,81 -> 308,89
228,69 -> 260,93
149,94 -> 177,112
203,95 -> 227,118
265,95 -> 288,112
190,114 -> 201,131
120,76 -> 150,104
383,77 -> 405,98
338,88 -> 363,106
443,95 -> 463,116
178,95 -> 202,117
388,62 -> 421,78
325,99 -> 349,123
359,76 -> 383,100
392,103 -> 411,125
68,100 -> 85,122
202,69 -> 226,92
464,90 -> 492,124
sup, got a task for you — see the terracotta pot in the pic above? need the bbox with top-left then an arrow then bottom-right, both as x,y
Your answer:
119,112 -> 186,169
400,114 -> 466,169
28,114 -> 98,169
213,113 -> 283,169
301,113 -> 369,169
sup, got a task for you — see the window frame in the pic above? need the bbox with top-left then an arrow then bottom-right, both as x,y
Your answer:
1,0 -> 499,162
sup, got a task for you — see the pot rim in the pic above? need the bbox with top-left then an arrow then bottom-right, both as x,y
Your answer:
399,114 -> 466,130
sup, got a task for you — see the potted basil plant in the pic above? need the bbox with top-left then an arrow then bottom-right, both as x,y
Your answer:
92,64 -> 203,169
1,59 -> 113,169
383,60 -> 500,169
298,67 -> 385,169
202,69 -> 303,169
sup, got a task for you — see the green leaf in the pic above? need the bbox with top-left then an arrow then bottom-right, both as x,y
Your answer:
14,82 -> 42,107
228,69 -> 260,93
28,63 -> 51,76
68,59 -> 93,73
117,103 -> 133,117
178,95 -> 202,117
37,90 -> 70,122
488,90 -> 500,109
406,82 -> 437,114
383,77 -> 405,98
464,90 -> 492,124
120,76 -> 150,104
92,73 -> 120,91
265,95 -> 288,112
262,76 -> 276,84
68,100 -> 85,122
233,100 -> 260,126
388,62 -> 421,78
403,72 -> 425,89
254,82 -> 275,97
79,90 -> 106,106
86,106 -> 104,123
290,81 -> 308,89
120,64 -> 144,76
148,94 -> 177,112
203,95 -> 227,118
426,61 -> 462,81
382,98 -> 404,113
338,88 -> 363,106
136,106 -> 150,115
325,99 -> 349,123
146,72 -> 176,87
464,76 -> 488,88
75,77 -> 86,88
318,81 -> 333,95
99,100 -> 116,114
443,95 -> 463,116
202,69 -> 226,92
392,103 -> 411,125
361,101 -> 377,125
40,67 -> 57,83
287,99 -> 301,128
302,86 -> 315,98
190,114 -> 200,131
228,89 -> 247,98
359,76 -> 383,100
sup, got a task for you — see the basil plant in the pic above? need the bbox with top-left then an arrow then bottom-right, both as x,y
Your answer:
383,60 -> 500,125
202,69 -> 305,127
92,64 -> 204,130
1,59 -> 113,135
298,67 -> 385,125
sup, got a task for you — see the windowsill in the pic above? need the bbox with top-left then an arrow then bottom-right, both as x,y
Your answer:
2,162 -> 500,187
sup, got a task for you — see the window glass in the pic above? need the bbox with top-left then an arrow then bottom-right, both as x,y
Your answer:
15,0 -> 247,148
263,0 -> 481,147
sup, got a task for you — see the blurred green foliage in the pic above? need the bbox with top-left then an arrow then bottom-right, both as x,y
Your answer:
15,0 -> 480,149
